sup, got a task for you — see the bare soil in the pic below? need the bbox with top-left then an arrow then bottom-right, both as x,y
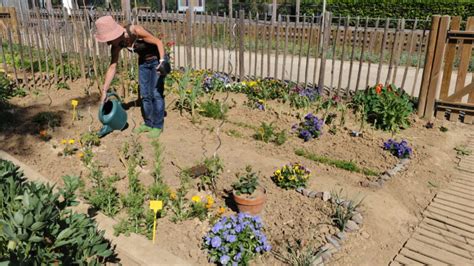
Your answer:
0,78 -> 471,265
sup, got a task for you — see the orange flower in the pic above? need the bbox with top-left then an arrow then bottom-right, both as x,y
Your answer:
39,130 -> 48,137
217,207 -> 226,215
375,84 -> 383,94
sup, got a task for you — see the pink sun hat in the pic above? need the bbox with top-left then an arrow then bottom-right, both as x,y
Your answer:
94,16 -> 124,43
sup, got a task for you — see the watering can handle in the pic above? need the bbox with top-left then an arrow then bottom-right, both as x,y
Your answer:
106,91 -> 122,102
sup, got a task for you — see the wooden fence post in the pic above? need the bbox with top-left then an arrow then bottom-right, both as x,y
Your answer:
423,16 -> 450,120
185,9 -> 192,68
418,16 -> 441,118
318,12 -> 331,93
239,10 -> 245,79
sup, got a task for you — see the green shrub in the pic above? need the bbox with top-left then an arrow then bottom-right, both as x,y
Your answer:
80,132 -> 101,147
232,166 -> 260,196
199,99 -> 229,120
352,84 -> 413,132
254,122 -> 287,146
0,159 -> 114,264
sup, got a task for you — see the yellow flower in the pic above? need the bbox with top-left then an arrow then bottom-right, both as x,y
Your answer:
68,139 -> 75,145
185,89 -> 192,94
289,175 -> 296,181
170,191 -> 177,200
191,195 -> 201,203
61,139 -> 67,145
77,152 -> 84,159
217,207 -> 226,215
248,81 -> 257,87
277,175 -> 283,181
206,195 -> 214,205
71,100 -> 78,108
275,169 -> 281,175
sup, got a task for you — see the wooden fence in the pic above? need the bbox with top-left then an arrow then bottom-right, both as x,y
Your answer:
1,8 -> 434,99
418,15 -> 474,124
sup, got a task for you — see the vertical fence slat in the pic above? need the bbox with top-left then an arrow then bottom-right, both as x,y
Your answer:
47,11 -> 58,84
337,16 -> 349,95
438,17 -> 460,100
346,16 -> 359,95
274,14 -> 281,79
330,16 -> 342,90
454,17 -> 474,96
24,17 -> 36,89
289,16 -> 297,82
253,13 -> 259,78
318,12 -> 332,94
296,15 -> 306,84
304,16 -> 314,88
239,10 -> 245,79
7,28 -> 19,86
401,18 -> 419,90
185,10 -> 192,68
411,26 -> 427,97
355,17 -> 369,92
418,16 -> 441,117
260,14 -> 267,78
267,14 -> 274,77
282,15 -> 289,80
376,18 -> 390,85
391,19 -> 405,85
312,16 -> 321,88
386,19 -> 401,85
366,18 -> 380,89
424,16 -> 450,119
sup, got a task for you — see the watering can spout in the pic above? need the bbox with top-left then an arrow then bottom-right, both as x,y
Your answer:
97,92 -> 128,138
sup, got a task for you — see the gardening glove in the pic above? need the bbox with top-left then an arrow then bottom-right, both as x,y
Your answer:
156,54 -> 171,76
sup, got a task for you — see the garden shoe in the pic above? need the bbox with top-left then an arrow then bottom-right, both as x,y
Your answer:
147,128 -> 162,139
134,124 -> 153,134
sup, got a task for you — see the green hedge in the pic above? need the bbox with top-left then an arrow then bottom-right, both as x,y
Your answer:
280,0 -> 474,20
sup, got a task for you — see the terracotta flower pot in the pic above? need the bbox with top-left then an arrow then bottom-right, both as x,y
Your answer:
232,188 -> 266,215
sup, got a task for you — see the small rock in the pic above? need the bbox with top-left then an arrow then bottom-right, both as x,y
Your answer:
335,231 -> 346,241
351,212 -> 363,224
308,191 -> 318,198
393,164 -> 404,172
361,231 -> 370,239
303,189 -> 311,197
322,191 -> 331,202
380,174 -> 391,181
368,181 -> 382,189
360,180 -> 370,187
400,158 -> 410,165
313,256 -> 324,266
315,191 -> 324,198
344,220 -> 360,232
341,200 -> 352,208
386,169 -> 397,177
325,235 -> 341,250
321,250 -> 332,262
376,178 -> 385,186
296,187 -> 304,193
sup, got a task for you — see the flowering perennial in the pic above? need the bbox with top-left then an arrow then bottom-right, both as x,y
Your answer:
294,113 -> 324,142
204,213 -> 271,265
272,163 -> 311,189
383,139 -> 412,159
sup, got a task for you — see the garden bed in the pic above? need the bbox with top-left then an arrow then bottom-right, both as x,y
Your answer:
0,76 -> 472,265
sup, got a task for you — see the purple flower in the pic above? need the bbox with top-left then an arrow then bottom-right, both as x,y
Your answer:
263,244 -> 272,252
234,252 -> 242,261
212,222 -> 223,233
225,234 -> 237,243
383,139 -> 412,158
211,236 -> 222,248
220,255 -> 230,265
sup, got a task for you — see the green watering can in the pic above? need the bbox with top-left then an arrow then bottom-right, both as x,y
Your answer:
98,92 -> 128,137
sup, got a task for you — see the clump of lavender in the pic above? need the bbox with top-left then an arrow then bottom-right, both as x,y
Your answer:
203,72 -> 231,93
383,139 -> 412,159
203,213 -> 271,265
293,113 -> 324,142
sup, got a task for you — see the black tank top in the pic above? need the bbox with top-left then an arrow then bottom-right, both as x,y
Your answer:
125,25 -> 160,64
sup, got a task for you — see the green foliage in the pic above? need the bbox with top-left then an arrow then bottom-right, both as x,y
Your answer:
232,166 -> 260,196
352,84 -> 413,132
0,159 -> 114,264
275,239 -> 324,266
295,149 -> 379,176
272,163 -> 311,190
254,122 -> 287,146
0,73 -> 14,105
32,111 -> 62,129
150,131 -> 164,183
175,68 -> 203,117
440,126 -> 449,132
199,156 -> 224,193
455,145 -> 472,156
80,132 -> 101,148
199,99 -> 229,120
331,189 -> 363,231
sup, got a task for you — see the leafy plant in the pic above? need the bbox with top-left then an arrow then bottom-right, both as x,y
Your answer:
0,73 -> 14,105
175,68 -> 203,117
203,72 -> 231,93
275,239 -> 324,266
272,163 -> 311,190
199,99 -> 229,120
199,156 -> 224,193
293,113 -> 324,142
232,166 -> 259,196
32,111 -> 62,129
383,139 -> 412,159
80,132 -> 101,147
254,122 -> 287,146
286,84 -> 320,109
353,84 -> 413,132
203,213 -> 271,265
454,145 -> 472,156
0,159 -> 115,264
331,189 -> 363,231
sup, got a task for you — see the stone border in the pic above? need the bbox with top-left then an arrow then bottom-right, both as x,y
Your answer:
0,150 -> 192,266
359,158 -> 410,188
295,187 -> 364,264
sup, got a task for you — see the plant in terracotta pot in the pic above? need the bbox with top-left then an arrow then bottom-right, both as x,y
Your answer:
232,166 -> 266,215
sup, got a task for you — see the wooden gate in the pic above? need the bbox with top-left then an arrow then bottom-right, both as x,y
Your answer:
418,15 -> 474,124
